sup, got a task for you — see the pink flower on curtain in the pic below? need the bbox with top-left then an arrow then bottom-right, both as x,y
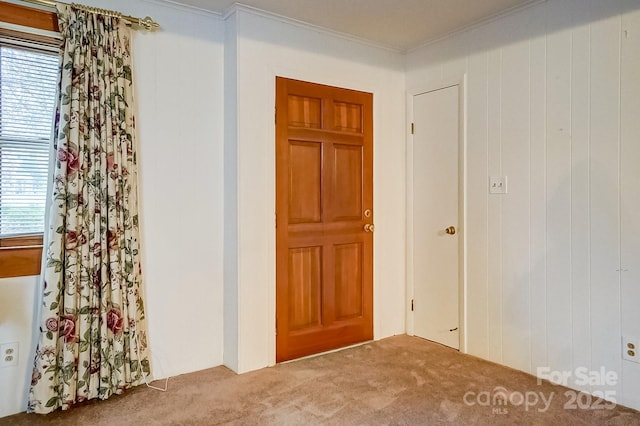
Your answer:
64,230 -> 78,250
31,369 -> 42,386
106,308 -> 124,335
107,230 -> 118,249
57,148 -> 69,162
67,152 -> 79,173
59,315 -> 77,344
58,148 -> 80,173
45,318 -> 58,332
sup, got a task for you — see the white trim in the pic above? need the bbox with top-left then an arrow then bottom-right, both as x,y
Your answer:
0,23 -> 61,43
460,74 -> 468,354
407,0 -> 547,52
9,0 -> 52,11
405,89 -> 415,336
223,7 -> 236,22
224,3 -> 403,53
461,74 -> 468,354
406,76 -> 468,353
142,0 -> 223,18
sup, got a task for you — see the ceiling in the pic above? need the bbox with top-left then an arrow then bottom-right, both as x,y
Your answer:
163,0 -> 541,51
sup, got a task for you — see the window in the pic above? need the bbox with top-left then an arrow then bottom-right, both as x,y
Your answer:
0,1 -> 59,278
0,45 -> 58,237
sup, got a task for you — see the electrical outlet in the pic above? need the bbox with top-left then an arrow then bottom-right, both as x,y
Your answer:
0,342 -> 19,367
622,337 -> 640,363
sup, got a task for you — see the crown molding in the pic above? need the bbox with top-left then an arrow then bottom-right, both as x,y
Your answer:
141,0 -> 223,19
223,2 -> 403,53
143,0 -> 547,52
407,0 -> 547,52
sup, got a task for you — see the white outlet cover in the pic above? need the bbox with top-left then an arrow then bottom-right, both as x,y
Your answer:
622,337 -> 640,364
489,176 -> 507,194
0,342 -> 19,367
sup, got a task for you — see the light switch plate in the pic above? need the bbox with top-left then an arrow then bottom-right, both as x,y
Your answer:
489,176 -> 507,194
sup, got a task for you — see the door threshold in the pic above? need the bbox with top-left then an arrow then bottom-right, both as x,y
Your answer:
280,340 -> 374,364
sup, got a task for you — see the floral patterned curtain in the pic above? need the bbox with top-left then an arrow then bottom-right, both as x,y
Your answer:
29,4 -> 149,414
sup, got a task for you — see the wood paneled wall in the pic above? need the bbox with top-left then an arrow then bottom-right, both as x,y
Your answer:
407,0 -> 640,410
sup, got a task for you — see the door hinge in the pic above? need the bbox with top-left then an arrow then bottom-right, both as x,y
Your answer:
411,299 -> 414,311
275,212 -> 277,228
275,318 -> 278,336
275,107 -> 277,125
411,122 -> 414,134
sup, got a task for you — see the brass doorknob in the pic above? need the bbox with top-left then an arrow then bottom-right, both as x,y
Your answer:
364,224 -> 375,232
445,226 -> 456,235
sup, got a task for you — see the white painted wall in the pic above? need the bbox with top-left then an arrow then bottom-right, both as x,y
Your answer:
127,0 -> 225,382
0,277 -> 38,418
407,0 -> 640,411
226,7 -> 407,373
0,0 -> 225,417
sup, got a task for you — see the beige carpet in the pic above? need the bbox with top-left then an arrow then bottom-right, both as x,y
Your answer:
2,335 -> 640,425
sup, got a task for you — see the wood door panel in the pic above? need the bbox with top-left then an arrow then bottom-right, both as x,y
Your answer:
288,141 -> 322,224
334,242 -> 363,320
288,95 -> 322,128
331,144 -> 363,222
288,246 -> 323,330
276,77 -> 373,362
333,101 -> 362,133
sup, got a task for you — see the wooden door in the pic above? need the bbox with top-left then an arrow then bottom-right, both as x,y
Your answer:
276,77 -> 373,362
412,85 -> 461,349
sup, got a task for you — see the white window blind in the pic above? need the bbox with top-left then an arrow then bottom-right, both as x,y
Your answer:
0,44 -> 58,238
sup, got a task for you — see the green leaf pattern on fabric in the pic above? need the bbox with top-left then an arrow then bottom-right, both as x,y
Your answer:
28,5 -> 149,414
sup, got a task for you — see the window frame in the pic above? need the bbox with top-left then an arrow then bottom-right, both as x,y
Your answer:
0,1 -> 58,278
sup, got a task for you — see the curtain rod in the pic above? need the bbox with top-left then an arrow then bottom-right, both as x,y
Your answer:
21,0 -> 160,31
